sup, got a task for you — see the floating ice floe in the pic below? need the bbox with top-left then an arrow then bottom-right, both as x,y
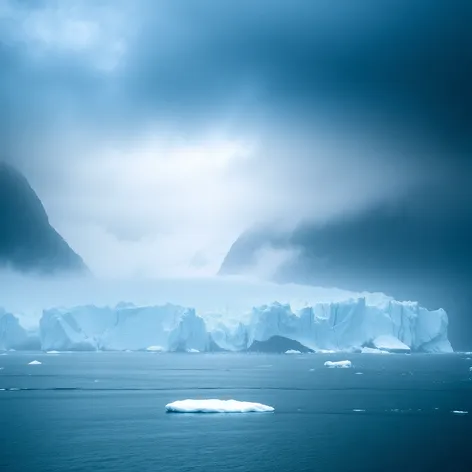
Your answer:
146,346 -> 165,352
324,360 -> 352,368
355,372 -> 364,375
452,411 -> 468,415
186,349 -> 200,353
285,350 -> 301,354
353,409 -> 366,412
165,399 -> 275,413
46,351 -> 60,354
28,360 -> 42,365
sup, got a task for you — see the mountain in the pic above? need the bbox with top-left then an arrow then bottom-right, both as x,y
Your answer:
246,335 -> 313,353
0,162 -> 87,274
219,198 -> 472,350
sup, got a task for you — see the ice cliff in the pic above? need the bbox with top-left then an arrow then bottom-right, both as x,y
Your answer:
1,297 -> 453,353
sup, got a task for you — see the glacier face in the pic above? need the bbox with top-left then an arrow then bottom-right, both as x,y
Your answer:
0,308 -> 29,350
2,297 -> 454,353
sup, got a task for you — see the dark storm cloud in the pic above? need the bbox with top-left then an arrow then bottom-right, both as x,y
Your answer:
0,0 -> 470,277
2,0 -> 469,155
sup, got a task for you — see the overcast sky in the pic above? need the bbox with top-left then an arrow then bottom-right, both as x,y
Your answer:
1,0 -> 469,277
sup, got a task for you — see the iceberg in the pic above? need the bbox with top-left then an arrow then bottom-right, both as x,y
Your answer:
165,399 -> 274,413
324,360 -> 352,368
372,335 -> 410,353
26,296 -> 453,353
0,309 -> 29,350
28,360 -> 42,365
285,349 -> 301,354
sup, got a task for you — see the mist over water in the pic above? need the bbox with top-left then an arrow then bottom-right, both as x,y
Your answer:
0,270 -> 392,329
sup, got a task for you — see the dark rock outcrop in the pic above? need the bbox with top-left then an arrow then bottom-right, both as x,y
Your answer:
0,161 -> 87,274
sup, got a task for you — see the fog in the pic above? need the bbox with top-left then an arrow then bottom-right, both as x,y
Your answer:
2,0 -> 469,279
0,271 -> 391,330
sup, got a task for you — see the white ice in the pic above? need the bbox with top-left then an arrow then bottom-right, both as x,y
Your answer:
165,399 -> 274,413
28,360 -> 42,365
372,335 -> 410,352
361,347 -> 390,354
46,351 -> 60,354
452,411 -> 468,415
285,350 -> 301,354
186,349 -> 200,353
146,346 -> 165,352
3,294 -> 454,353
324,360 -> 352,368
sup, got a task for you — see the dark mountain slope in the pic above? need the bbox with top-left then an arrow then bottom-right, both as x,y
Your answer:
0,161 -> 88,274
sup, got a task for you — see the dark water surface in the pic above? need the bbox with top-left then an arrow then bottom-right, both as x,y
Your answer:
1,352 -> 471,472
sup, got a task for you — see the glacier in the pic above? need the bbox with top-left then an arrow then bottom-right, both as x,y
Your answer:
0,296 -> 454,353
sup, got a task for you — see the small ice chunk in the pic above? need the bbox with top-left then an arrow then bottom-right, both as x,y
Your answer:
285,350 -> 301,354
186,349 -> 200,353
316,349 -> 338,354
46,351 -> 60,354
324,360 -> 352,368
165,399 -> 274,413
353,409 -> 366,412
469,367 -> 472,372
355,372 -> 364,375
452,410 -> 468,415
28,360 -> 42,365
146,346 -> 164,352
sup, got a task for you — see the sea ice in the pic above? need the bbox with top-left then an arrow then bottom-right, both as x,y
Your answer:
28,360 -> 42,365
46,351 -> 60,354
324,360 -> 352,368
452,411 -> 468,415
146,346 -> 165,352
186,349 -> 200,353
165,399 -> 275,413
285,349 -> 301,354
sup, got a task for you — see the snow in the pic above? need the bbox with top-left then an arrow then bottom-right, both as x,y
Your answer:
285,349 -> 301,354
165,399 -> 274,413
372,335 -> 410,352
28,360 -> 42,365
324,360 -> 352,368
361,347 -> 390,354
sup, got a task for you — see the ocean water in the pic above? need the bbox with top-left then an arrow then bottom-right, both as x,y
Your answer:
0,352 -> 471,472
